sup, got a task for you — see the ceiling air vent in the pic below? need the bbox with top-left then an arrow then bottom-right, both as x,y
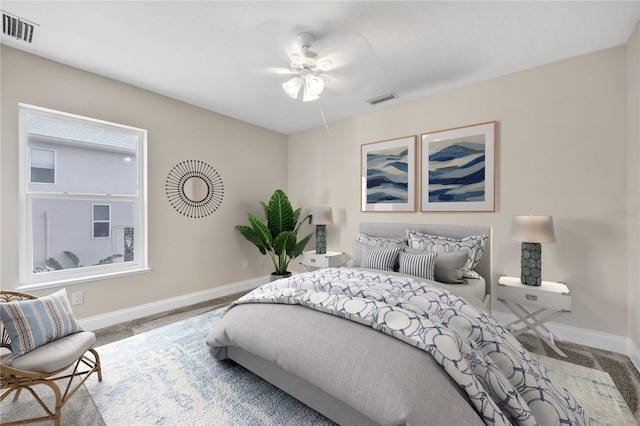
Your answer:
2,10 -> 37,43
366,92 -> 398,106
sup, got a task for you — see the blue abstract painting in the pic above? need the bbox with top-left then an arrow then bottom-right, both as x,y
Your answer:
428,134 -> 485,203
367,146 -> 409,204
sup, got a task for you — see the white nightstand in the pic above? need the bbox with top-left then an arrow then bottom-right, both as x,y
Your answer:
299,250 -> 346,272
497,276 -> 571,357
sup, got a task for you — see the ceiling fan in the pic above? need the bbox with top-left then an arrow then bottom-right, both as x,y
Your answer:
281,32 -> 332,102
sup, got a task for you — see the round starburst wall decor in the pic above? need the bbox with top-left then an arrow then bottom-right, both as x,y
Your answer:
165,160 -> 224,218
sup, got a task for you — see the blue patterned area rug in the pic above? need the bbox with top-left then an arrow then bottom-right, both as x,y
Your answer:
536,355 -> 637,426
85,309 -> 334,425
85,308 -> 636,426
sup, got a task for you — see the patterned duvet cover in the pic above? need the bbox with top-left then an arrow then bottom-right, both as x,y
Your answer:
225,268 -> 587,426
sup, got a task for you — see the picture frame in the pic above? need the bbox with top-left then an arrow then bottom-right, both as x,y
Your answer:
420,121 -> 496,212
361,135 -> 416,212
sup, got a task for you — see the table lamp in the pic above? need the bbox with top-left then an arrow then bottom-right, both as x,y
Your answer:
309,207 -> 333,254
509,215 -> 556,286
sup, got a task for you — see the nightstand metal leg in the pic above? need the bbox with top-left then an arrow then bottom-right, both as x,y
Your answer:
501,301 -> 568,357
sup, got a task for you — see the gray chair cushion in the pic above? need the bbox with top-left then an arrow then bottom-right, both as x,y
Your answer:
5,331 -> 96,373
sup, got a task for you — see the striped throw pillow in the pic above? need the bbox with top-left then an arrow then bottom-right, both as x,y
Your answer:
0,288 -> 83,358
399,251 -> 437,280
360,245 -> 401,271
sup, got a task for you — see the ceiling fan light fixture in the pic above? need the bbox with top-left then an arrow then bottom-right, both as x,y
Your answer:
302,91 -> 319,102
281,32 -> 328,102
282,76 -> 303,99
305,75 -> 325,96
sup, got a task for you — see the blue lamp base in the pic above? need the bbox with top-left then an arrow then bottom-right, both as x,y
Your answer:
521,242 -> 542,286
315,225 -> 327,254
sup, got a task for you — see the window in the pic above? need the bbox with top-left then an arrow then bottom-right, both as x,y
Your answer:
30,147 -> 56,184
19,104 -> 148,288
92,204 -> 111,238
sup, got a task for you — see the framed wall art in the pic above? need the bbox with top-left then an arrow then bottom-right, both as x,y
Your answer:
421,121 -> 496,212
361,135 -> 416,212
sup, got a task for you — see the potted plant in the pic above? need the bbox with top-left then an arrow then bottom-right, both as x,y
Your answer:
236,189 -> 313,280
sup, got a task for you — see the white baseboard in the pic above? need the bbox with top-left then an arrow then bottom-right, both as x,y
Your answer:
79,276 -> 267,331
492,311 -> 640,373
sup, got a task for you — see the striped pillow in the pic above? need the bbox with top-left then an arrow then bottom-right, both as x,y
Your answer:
399,251 -> 437,280
0,288 -> 83,358
360,245 -> 401,271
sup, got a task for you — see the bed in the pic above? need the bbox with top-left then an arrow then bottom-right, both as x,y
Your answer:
206,223 -> 587,425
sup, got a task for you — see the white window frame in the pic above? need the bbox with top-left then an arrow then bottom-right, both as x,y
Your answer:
92,204 -> 111,239
18,104 -> 149,289
29,146 -> 56,184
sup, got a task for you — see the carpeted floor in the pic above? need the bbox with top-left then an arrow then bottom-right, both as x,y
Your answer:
93,292 -> 247,347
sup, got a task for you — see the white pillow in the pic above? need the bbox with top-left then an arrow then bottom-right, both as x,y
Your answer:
358,233 -> 407,248
406,230 -> 488,278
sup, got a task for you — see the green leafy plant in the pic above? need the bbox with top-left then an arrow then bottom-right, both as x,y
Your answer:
235,189 -> 313,275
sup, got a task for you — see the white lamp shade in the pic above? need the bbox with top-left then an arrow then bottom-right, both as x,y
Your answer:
304,75 -> 325,96
302,91 -> 319,102
510,215 -> 556,243
282,77 -> 303,99
309,206 -> 333,225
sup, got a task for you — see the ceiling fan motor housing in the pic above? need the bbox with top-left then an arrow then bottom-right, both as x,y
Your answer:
298,32 -> 315,50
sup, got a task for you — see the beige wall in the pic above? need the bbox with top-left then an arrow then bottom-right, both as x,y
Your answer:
628,22 -> 640,350
0,46 -> 288,318
289,45 -> 631,338
0,35 -> 637,345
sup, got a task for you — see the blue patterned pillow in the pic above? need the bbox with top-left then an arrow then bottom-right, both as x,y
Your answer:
0,288 -> 83,358
360,245 -> 401,271
357,233 -> 407,248
406,231 -> 488,278
398,251 -> 437,280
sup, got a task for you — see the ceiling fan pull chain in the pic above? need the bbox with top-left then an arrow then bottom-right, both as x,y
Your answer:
316,100 -> 332,137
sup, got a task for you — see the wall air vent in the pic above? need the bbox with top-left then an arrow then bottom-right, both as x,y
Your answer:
2,10 -> 37,43
366,92 -> 398,106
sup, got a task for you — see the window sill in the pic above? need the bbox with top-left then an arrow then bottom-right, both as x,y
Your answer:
18,267 -> 151,292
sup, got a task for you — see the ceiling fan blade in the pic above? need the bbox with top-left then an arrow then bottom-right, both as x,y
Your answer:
321,71 -> 364,93
311,30 -> 375,69
257,66 -> 296,76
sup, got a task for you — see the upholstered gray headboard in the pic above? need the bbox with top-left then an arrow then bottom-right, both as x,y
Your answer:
358,222 -> 493,295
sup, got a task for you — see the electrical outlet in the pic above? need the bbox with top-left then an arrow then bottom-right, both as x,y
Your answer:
260,258 -> 266,266
71,291 -> 83,305
242,260 -> 248,270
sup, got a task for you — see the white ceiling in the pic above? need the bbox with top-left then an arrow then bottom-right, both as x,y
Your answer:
2,1 -> 639,135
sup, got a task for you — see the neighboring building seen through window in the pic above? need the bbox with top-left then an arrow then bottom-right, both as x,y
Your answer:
19,104 -> 148,287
